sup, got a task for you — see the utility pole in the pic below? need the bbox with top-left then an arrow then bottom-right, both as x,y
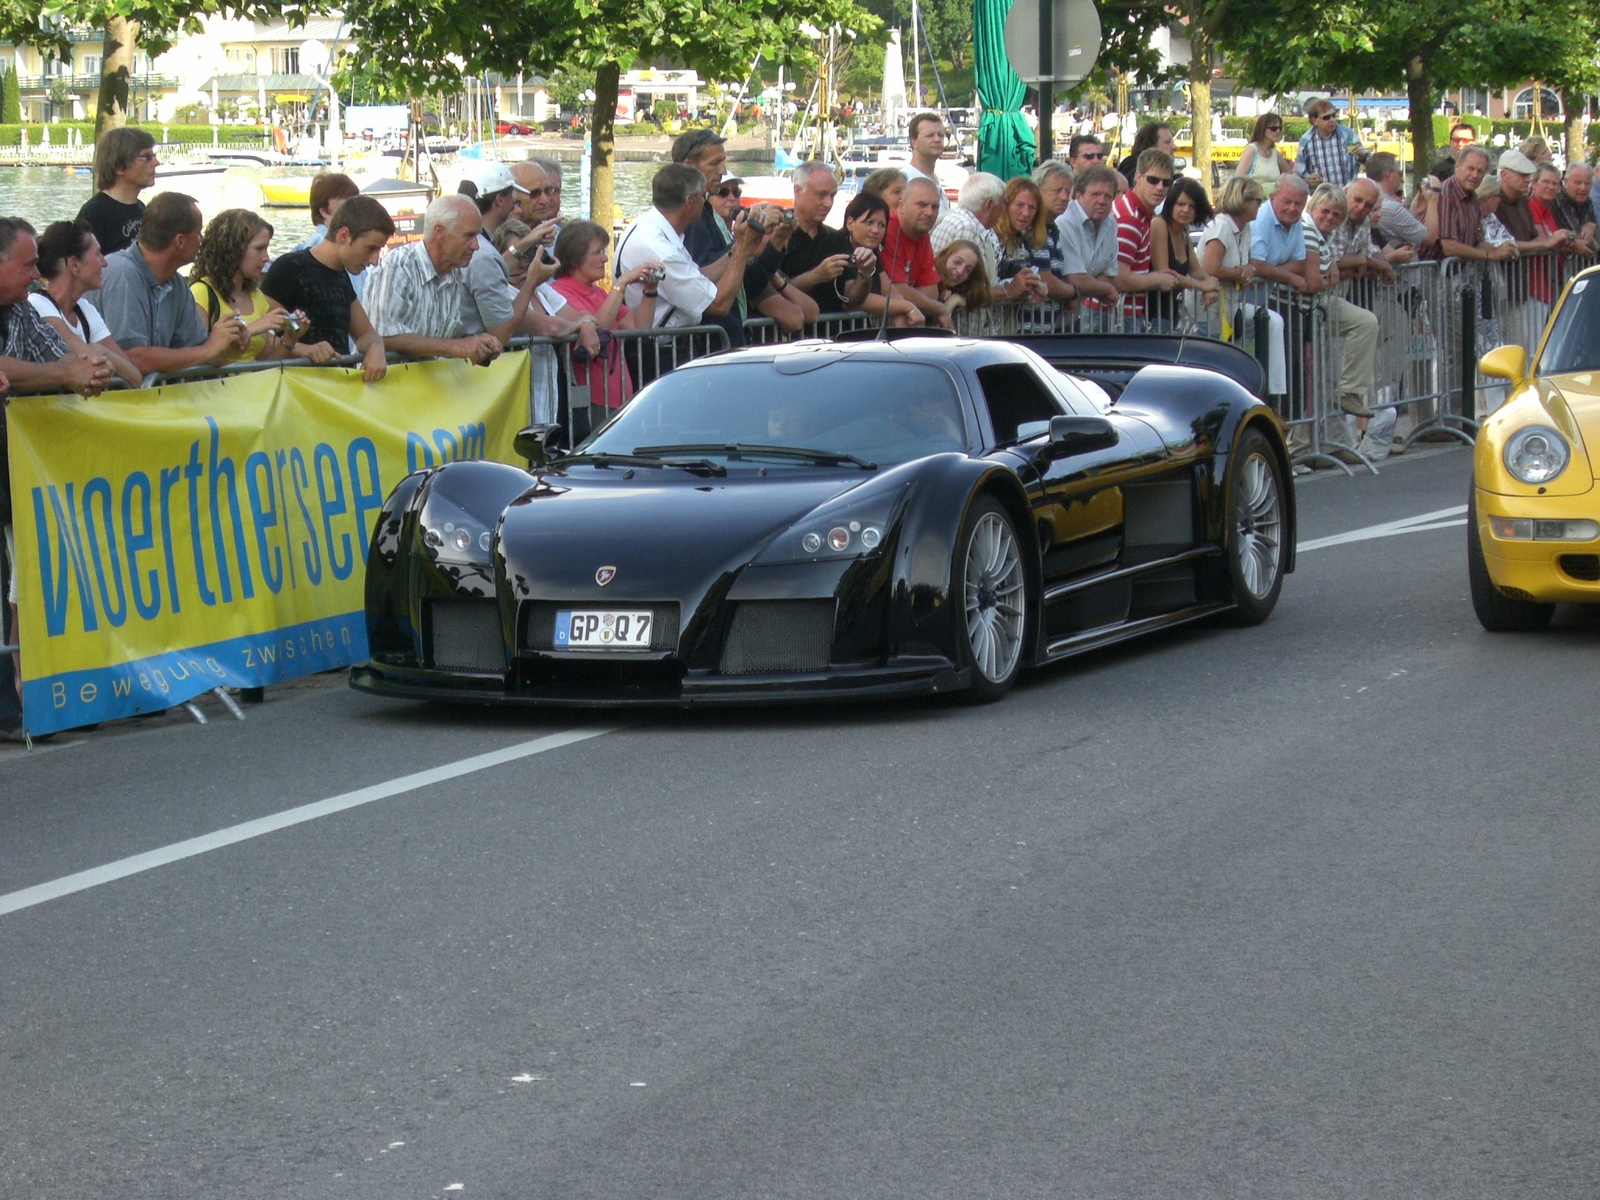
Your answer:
911,0 -> 922,108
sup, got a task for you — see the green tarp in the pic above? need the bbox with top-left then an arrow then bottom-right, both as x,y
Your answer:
973,0 -> 1036,180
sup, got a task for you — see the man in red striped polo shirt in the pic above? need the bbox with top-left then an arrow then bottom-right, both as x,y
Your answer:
1113,147 -> 1182,321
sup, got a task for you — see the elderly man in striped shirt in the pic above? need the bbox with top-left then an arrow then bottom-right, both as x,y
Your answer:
362,195 -> 504,366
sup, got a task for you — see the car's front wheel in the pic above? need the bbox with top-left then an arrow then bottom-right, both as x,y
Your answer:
1222,428 -> 1287,625
1467,489 -> 1555,632
956,495 -> 1027,703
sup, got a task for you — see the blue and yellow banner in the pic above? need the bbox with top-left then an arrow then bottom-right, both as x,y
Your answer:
6,353 -> 531,735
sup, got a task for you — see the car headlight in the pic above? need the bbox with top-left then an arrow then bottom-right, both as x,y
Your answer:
754,482 -> 911,566
1503,425 -> 1569,485
421,496 -> 495,564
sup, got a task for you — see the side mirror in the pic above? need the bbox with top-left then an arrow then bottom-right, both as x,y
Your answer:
1045,414 -> 1119,455
514,423 -> 567,467
1478,344 -> 1527,385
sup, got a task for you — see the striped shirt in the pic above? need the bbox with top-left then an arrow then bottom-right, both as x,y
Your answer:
362,240 -> 471,341
930,207 -> 1000,284
1113,190 -> 1154,316
1,298 -> 69,363
1296,123 -> 1362,188
1428,175 -> 1481,260
1376,194 -> 1427,249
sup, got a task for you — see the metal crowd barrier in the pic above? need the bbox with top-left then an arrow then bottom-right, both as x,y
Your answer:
557,324 -> 731,443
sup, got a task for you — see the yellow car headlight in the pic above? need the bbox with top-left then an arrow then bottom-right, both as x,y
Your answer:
1503,425 -> 1570,485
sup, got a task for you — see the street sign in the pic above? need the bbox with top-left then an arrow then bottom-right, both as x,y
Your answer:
1003,0 -> 1101,86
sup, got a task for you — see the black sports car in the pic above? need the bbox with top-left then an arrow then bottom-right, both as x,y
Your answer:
351,334 -> 1295,706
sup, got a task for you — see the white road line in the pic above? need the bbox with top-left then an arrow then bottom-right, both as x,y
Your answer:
1300,505 -> 1469,553
0,724 -> 621,919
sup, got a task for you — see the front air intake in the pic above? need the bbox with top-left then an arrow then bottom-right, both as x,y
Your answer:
719,600 -> 836,674
1559,554 -> 1600,581
428,601 -> 506,673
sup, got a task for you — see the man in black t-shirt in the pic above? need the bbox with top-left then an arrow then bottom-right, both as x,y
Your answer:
779,162 -> 872,315
262,195 -> 393,382
77,128 -> 158,255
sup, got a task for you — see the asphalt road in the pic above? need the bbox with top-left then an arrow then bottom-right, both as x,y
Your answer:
3,445 -> 1596,1199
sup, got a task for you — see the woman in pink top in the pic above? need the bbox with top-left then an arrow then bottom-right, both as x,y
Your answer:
545,220 -> 660,411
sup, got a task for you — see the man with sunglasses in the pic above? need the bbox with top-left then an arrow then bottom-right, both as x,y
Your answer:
1296,97 -> 1365,189
1111,148 -> 1181,321
504,161 -> 563,279
1068,134 -> 1104,176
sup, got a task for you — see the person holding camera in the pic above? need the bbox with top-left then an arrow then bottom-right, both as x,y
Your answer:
543,219 -> 661,413
190,208 -> 321,362
778,162 -> 876,317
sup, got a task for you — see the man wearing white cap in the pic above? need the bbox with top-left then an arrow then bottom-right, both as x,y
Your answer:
1494,148 -> 1572,254
457,161 -> 600,351
1494,147 -> 1573,351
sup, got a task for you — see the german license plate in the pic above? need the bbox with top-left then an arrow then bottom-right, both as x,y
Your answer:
554,610 -> 653,649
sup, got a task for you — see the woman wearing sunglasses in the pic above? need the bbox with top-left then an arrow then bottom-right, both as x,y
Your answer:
1236,113 -> 1293,196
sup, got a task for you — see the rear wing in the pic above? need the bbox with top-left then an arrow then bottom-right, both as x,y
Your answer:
1010,332 -> 1265,399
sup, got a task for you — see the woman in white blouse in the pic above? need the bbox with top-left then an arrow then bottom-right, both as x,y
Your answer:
1199,176 -> 1286,399
32,219 -> 142,389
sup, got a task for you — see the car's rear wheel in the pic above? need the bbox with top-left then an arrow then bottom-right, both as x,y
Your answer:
957,495 -> 1027,703
1467,489 -> 1555,632
1222,428 -> 1287,625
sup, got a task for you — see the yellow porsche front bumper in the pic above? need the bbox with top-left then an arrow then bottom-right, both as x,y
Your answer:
1474,488 -> 1600,603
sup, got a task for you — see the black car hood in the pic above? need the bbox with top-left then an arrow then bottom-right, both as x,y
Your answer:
498,467 -> 882,601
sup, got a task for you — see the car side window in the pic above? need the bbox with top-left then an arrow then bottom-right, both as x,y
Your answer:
975,363 -> 1068,444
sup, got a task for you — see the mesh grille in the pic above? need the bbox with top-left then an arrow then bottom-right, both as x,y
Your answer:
1559,554 -> 1600,581
719,600 -> 836,674
429,601 -> 506,673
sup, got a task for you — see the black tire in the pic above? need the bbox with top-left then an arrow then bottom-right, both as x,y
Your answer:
954,495 -> 1028,703
1467,488 -> 1555,632
1222,428 -> 1288,625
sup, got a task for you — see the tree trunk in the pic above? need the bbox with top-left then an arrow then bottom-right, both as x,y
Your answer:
1561,88 -> 1585,167
590,61 -> 619,235
96,16 -> 138,138
1189,21 -> 1212,191
1405,54 -> 1435,187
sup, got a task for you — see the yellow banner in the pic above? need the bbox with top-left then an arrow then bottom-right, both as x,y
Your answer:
7,353 -> 531,735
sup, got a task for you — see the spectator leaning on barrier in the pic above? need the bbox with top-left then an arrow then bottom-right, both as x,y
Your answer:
776,162 -> 870,316
1427,146 -> 1509,263
1149,177 -> 1219,327
0,218 -> 113,396
77,127 -> 157,257
92,192 -> 251,374
1113,148 -> 1181,320
932,173 -> 1039,301
1200,178 -> 1288,400
1551,164 -> 1598,254
840,190 -> 920,325
261,194 -> 391,383
905,112 -> 951,216
933,239 -> 991,314
504,161 -> 562,275
1056,163 -> 1122,310
544,219 -> 661,413
1030,159 -> 1078,308
293,172 -> 360,253
616,162 -> 763,333
1297,98 -> 1365,190
1366,151 -> 1434,254
190,208 -> 321,363
1494,148 -> 1569,255
881,177 -> 951,326
32,220 -> 142,389
994,177 -> 1051,305
714,176 -> 816,334
362,194 -> 502,367
1529,163 -> 1572,245
1332,179 -> 1401,277
1301,184 -> 1382,431
1250,172 -> 1311,292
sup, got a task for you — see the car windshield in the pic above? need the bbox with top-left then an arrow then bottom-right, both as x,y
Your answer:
578,360 -> 968,467
1538,277 -> 1600,376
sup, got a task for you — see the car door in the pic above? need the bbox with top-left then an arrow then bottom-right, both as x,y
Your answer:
973,361 -> 1187,650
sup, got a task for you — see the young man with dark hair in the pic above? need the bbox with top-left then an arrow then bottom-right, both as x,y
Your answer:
262,194 -> 393,382
1068,133 -> 1104,174
92,192 -> 249,373
77,127 -> 158,255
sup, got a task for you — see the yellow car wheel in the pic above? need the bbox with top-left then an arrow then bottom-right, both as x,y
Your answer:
1467,489 -> 1555,632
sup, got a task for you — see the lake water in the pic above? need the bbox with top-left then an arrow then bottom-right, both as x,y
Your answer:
0,158 -> 772,255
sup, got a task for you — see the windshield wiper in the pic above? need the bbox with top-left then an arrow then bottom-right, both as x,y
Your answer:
632,443 -> 878,470
555,451 -> 726,477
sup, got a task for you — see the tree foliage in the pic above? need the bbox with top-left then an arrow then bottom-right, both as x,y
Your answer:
1215,0 -> 1576,170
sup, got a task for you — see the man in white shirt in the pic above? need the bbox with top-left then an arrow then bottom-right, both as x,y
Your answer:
904,112 -> 950,216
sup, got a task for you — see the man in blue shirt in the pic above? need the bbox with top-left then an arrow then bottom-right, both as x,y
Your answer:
1249,174 -> 1312,292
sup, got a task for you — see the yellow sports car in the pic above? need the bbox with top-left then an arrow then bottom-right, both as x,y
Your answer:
1472,267 -> 1600,630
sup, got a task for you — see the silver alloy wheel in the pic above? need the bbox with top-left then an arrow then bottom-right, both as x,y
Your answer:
1234,451 -> 1283,600
963,511 -> 1025,683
